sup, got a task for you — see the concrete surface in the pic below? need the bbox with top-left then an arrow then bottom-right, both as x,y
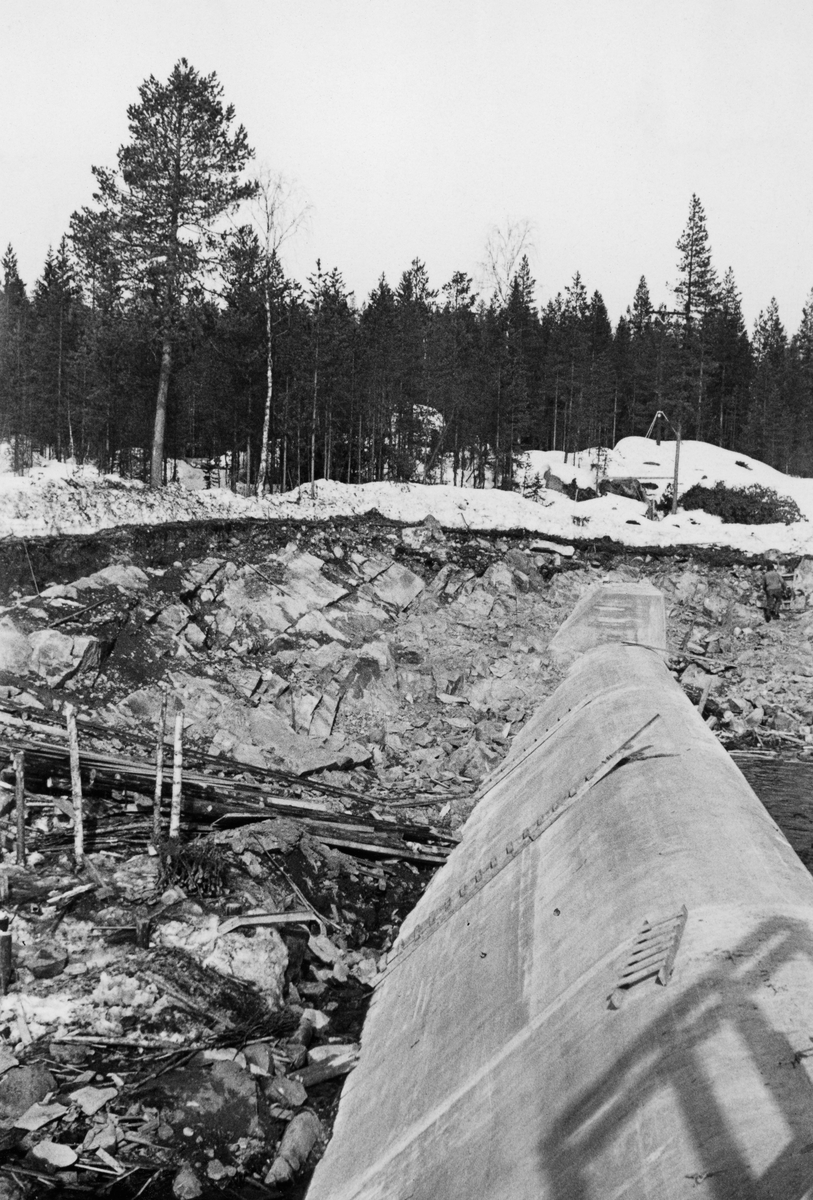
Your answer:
307,584 -> 813,1200
547,579 -> 666,666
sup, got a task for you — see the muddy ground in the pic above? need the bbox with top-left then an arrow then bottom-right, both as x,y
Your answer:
0,516 -> 809,1197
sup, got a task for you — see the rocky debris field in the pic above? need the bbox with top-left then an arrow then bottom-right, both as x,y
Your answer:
0,516 -> 808,1196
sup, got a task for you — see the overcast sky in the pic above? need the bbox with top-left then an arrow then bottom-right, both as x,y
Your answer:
2,0 -> 811,330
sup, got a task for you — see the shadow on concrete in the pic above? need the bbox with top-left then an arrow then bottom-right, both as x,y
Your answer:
539,916 -> 813,1198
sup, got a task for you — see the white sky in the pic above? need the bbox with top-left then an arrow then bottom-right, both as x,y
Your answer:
2,0 -> 812,330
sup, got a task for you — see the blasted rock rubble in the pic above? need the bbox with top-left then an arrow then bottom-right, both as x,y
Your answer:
0,517 -> 808,1196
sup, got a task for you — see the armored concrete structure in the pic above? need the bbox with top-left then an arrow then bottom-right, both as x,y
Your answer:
308,585 -> 813,1200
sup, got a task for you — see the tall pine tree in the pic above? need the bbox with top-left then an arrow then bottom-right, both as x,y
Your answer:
71,59 -> 256,486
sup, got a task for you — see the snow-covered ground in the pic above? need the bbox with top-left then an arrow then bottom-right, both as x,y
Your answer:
2,438 -> 813,556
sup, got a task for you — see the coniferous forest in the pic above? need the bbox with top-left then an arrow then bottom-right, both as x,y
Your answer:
2,61 -> 813,492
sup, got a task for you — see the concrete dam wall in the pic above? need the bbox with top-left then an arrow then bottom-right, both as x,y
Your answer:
307,583 -> 813,1199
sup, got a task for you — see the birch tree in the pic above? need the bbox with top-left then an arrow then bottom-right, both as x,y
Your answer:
250,170 -> 310,495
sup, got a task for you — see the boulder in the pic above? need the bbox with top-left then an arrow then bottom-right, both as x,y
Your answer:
0,1064 -> 55,1121
120,687 -> 164,724
0,619 -> 32,675
217,553 -> 348,642
183,624 -> 207,649
75,563 -> 149,592
180,558 -> 223,595
793,558 -> 813,602
370,563 -> 425,610
28,630 -> 100,687
30,1140 -> 78,1169
155,604 -> 191,634
671,571 -> 706,603
163,1059 -> 261,1146
480,562 -> 516,593
227,668 -> 263,699
423,513 -> 446,538
156,917 -> 287,1009
702,595 -> 729,623
172,1165 -> 203,1199
265,1110 -> 325,1185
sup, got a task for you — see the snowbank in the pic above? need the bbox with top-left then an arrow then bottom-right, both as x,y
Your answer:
0,440 -> 812,556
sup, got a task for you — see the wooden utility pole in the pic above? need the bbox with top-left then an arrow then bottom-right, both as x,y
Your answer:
645,408 -> 682,515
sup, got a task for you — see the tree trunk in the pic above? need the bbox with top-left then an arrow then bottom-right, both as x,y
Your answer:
256,286 -> 273,497
150,336 -> 173,488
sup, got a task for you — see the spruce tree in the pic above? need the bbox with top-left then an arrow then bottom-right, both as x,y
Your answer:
394,259 -> 436,477
70,59 -> 256,486
673,195 -> 720,438
674,195 -> 718,324
0,246 -> 32,469
358,277 -> 398,482
31,238 -> 81,459
622,276 -> 658,437
428,271 -> 477,483
747,299 -> 787,464
561,273 -> 590,460
706,268 -> 752,448
787,290 -> 813,472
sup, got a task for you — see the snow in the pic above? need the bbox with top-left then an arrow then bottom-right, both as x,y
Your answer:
1,438 -> 812,557
519,450 -> 597,492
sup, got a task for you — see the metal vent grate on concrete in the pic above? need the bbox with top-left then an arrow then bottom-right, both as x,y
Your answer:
608,905 -> 688,1009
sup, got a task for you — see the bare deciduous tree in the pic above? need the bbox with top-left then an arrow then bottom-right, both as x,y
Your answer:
250,168 -> 310,496
480,217 -> 536,307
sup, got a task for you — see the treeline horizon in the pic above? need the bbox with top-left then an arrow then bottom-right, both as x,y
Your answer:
1,63 -> 812,492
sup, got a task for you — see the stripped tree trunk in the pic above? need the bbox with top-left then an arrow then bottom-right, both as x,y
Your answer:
151,336 -> 172,487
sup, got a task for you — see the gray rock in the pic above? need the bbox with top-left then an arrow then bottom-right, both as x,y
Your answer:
265,1110 -> 325,1185
162,1058 -> 262,1145
370,563 -> 425,610
28,629 -> 100,687
183,624 -> 207,649
423,513 -> 446,540
180,558 -> 223,594
243,1042 -> 275,1075
0,1064 -> 56,1121
262,1075 -> 308,1107
172,1165 -> 203,1199
0,619 -> 32,675
74,563 -> 149,592
227,668 -> 262,699
217,553 -> 348,641
27,945 -> 68,979
156,604 -> 191,634
29,1140 -> 77,1168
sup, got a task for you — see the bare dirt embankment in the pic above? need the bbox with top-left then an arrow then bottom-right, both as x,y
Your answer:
0,514 -> 808,1198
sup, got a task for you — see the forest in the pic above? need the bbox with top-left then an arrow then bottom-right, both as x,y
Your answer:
2,60 -> 813,493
